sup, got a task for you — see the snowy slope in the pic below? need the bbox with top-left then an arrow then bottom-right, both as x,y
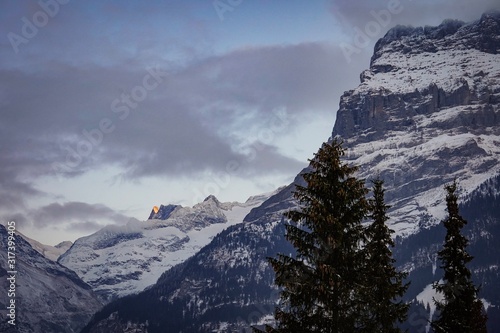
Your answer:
58,192 -> 273,302
19,232 -> 72,262
0,224 -> 101,333
415,283 -> 443,333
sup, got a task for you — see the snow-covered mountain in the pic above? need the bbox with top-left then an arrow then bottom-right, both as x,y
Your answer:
81,12 -> 500,333
335,12 -> 500,237
59,192 -> 275,302
0,224 -> 102,333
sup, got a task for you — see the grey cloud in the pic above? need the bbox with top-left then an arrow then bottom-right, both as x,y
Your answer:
0,213 -> 30,229
108,43 -> 359,178
179,43 -> 357,115
0,164 -> 45,212
31,202 -> 131,228
64,221 -> 111,232
1,202 -> 137,235
236,142 -> 306,177
0,41 -> 356,181
0,178 -> 40,211
65,217 -> 142,233
0,1 -> 212,69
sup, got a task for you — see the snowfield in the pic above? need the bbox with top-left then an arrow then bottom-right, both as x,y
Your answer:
58,192 -> 274,301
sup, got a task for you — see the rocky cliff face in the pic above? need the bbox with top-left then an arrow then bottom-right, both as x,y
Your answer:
337,13 -> 500,142
0,224 -> 102,333
148,204 -> 180,220
334,16 -> 500,327
334,11 -> 500,237
80,12 -> 500,333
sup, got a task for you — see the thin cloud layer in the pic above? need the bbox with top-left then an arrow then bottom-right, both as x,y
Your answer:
32,202 -> 132,229
0,201 -> 133,232
330,0 -> 500,31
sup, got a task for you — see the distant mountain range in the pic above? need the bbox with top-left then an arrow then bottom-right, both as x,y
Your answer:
58,192 -> 276,302
20,232 -> 72,262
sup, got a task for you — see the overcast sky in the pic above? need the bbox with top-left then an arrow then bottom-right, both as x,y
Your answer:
1,0 -> 499,245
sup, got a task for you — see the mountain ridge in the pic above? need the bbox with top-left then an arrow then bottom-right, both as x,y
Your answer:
17,231 -> 72,262
0,224 -> 102,333
59,192 -> 275,302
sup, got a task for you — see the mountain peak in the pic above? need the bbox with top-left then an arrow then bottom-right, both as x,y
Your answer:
379,18 -> 465,45
148,204 -> 180,220
371,12 -> 499,66
203,194 -> 220,204
55,240 -> 73,249
337,12 -> 500,145
0,224 -> 102,332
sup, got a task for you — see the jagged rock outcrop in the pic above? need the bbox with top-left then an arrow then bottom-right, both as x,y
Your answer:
148,204 -> 180,220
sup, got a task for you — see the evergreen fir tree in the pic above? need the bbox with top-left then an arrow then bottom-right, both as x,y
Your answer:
360,178 -> 409,333
256,140 -> 369,333
431,181 -> 488,333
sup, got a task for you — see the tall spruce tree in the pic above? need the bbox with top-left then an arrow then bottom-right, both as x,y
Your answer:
431,181 -> 488,333
360,178 -> 409,333
258,140 -> 369,332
